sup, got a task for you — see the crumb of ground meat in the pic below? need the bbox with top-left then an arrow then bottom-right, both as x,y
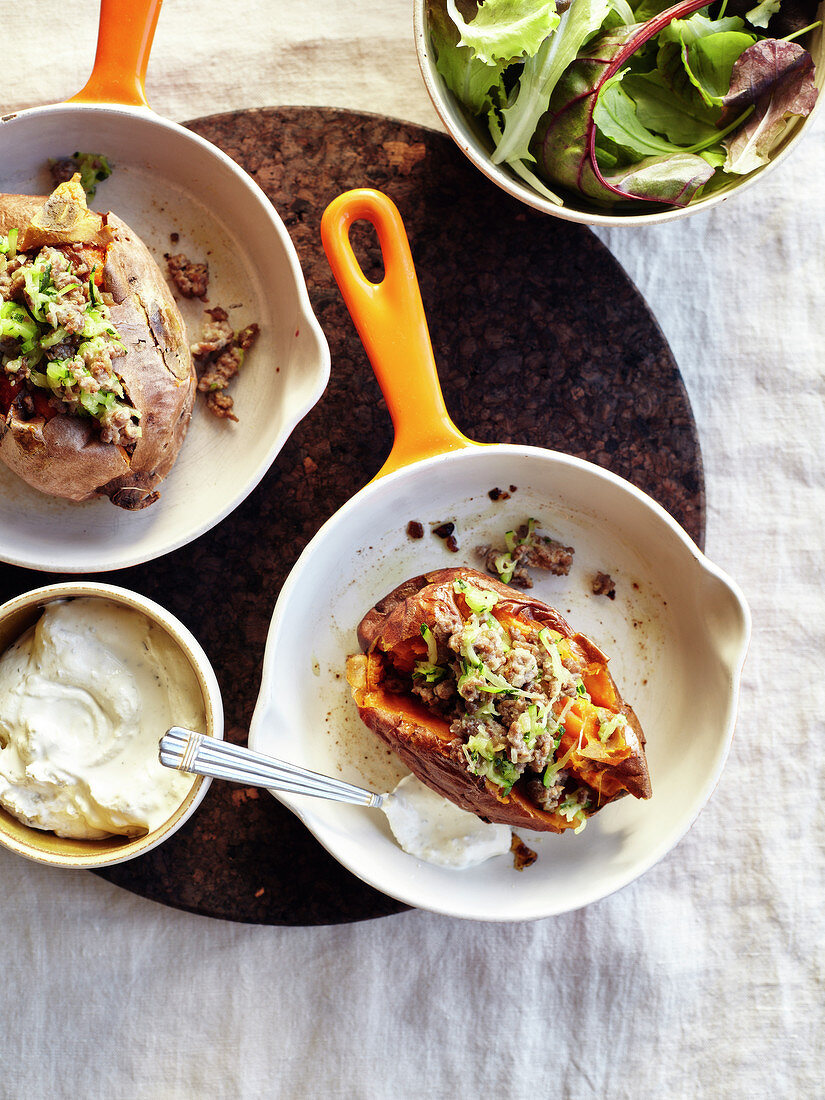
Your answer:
524,775 -> 566,814
190,308 -> 233,361
488,487 -> 511,501
476,522 -> 575,587
592,571 -> 616,599
432,522 -> 455,539
410,676 -> 457,714
198,344 -> 242,393
510,834 -> 537,870
165,252 -> 209,300
49,158 -> 77,186
190,306 -> 260,420
513,535 -> 574,576
204,391 -> 237,421
406,520 -> 424,539
236,323 -> 260,350
475,544 -> 534,588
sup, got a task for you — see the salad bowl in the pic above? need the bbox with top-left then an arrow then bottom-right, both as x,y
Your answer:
414,0 -> 825,226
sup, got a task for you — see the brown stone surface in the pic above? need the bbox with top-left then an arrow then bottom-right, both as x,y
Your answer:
0,108 -> 704,924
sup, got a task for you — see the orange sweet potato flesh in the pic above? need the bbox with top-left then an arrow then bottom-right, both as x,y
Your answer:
0,180 -> 194,509
348,566 -> 651,833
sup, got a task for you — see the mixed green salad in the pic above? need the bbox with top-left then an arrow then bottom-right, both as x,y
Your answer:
427,0 -> 820,207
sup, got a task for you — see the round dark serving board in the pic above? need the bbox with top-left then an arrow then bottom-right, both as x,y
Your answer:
0,107 -> 705,925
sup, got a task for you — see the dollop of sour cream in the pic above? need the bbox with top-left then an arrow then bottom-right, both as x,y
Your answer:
0,598 -> 205,839
383,774 -> 511,868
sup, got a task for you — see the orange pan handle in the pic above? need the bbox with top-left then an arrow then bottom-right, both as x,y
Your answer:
68,0 -> 163,107
321,188 -> 477,479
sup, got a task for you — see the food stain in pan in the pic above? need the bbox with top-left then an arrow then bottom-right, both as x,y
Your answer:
325,696 -> 406,789
488,485 -> 518,500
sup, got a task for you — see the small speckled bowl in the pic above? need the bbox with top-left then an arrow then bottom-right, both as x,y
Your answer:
0,581 -> 223,869
414,0 -> 825,227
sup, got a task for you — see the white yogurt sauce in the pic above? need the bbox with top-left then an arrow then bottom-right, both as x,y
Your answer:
0,598 -> 205,839
383,773 -> 511,868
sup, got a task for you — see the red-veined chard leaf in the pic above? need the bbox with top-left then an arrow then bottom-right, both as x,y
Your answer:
532,0 -> 722,205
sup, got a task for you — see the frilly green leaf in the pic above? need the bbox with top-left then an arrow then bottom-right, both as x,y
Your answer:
446,0 -> 560,65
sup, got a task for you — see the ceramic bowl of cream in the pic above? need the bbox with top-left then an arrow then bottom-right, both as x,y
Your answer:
0,581 -> 223,868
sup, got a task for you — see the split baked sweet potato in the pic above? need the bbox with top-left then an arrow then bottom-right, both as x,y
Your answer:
0,177 -> 195,509
347,567 -> 651,833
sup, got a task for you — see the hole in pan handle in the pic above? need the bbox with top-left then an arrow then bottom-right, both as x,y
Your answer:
321,187 -> 479,479
68,0 -> 163,108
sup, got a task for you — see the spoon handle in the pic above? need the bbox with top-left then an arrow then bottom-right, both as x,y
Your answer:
159,727 -> 385,808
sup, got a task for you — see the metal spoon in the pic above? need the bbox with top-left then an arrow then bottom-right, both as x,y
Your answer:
159,727 -> 386,808
160,728 -> 513,869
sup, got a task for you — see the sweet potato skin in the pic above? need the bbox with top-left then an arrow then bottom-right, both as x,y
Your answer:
0,191 -> 194,509
348,567 -> 651,832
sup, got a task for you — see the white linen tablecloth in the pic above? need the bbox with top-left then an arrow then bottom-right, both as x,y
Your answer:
1,2 -> 823,1097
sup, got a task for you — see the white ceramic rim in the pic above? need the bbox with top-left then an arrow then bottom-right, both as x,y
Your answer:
412,0 -> 825,227
250,443 -> 752,921
0,580 -> 225,868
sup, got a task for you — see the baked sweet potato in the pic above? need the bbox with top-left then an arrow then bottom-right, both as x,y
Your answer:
347,567 -> 651,833
0,178 -> 195,509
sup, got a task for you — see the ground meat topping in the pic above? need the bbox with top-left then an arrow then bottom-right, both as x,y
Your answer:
405,580 -> 593,809
49,153 -> 112,199
236,323 -> 260,350
165,252 -> 209,300
0,235 -> 137,447
204,391 -> 238,421
524,775 -> 566,813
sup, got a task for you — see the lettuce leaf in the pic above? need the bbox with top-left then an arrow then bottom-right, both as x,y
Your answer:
429,0 -> 508,113
492,0 -> 613,164
655,12 -> 754,107
721,39 -> 819,173
622,70 -> 721,142
426,0 -> 819,208
595,72 -> 722,155
445,0 -> 560,64
745,0 -> 781,29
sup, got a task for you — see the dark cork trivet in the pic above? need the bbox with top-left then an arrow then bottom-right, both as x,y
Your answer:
0,108 -> 705,925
